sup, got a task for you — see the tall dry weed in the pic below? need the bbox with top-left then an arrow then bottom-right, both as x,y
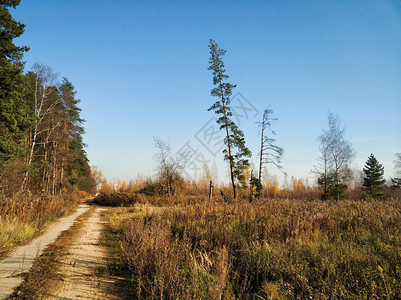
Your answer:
0,191 -> 79,258
113,198 -> 401,299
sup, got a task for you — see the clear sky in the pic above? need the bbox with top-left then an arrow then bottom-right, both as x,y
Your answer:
13,0 -> 401,185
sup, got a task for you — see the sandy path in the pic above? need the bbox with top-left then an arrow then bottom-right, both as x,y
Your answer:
44,207 -> 119,300
0,205 -> 90,299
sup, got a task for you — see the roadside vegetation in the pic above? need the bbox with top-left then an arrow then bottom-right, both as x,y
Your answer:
0,192 -> 83,259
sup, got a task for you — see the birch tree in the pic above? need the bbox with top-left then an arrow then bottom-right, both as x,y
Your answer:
391,153 -> 401,188
153,137 -> 183,197
22,64 -> 59,190
316,112 -> 355,200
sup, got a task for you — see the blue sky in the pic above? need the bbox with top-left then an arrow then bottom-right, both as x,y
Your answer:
13,0 -> 401,185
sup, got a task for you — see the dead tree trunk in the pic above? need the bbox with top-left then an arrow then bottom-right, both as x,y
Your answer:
208,180 -> 213,201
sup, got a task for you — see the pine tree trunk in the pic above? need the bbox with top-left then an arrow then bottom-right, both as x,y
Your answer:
222,98 -> 236,201
250,170 -> 254,202
258,117 -> 265,183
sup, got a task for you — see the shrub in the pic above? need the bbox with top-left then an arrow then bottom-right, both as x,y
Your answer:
93,192 -> 143,207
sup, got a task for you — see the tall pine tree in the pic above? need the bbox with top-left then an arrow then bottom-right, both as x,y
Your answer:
208,39 -> 251,200
59,78 -> 93,191
362,153 -> 385,198
0,0 -> 30,166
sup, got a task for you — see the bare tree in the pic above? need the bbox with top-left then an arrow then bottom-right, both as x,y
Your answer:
250,109 -> 284,198
153,137 -> 184,197
313,131 -> 331,196
316,112 -> 355,200
391,153 -> 401,188
394,153 -> 401,176
258,109 -> 284,182
328,113 -> 355,184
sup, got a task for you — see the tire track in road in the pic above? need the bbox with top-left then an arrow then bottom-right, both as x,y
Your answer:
44,207 -> 120,300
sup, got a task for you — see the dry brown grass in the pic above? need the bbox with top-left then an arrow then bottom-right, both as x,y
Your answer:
106,198 -> 401,299
0,192 -> 80,259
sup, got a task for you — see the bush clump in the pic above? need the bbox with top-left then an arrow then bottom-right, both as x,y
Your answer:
93,192 -> 143,207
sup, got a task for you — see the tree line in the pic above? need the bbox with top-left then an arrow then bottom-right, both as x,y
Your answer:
0,1 -> 95,196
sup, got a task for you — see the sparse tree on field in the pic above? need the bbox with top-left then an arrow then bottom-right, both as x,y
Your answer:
153,137 -> 184,197
207,39 -> 251,200
362,154 -> 385,198
391,153 -> 401,189
256,108 -> 284,197
313,130 -> 331,197
394,153 -> 401,172
316,112 -> 355,200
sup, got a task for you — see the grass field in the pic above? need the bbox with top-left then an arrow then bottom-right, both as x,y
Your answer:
104,197 -> 401,299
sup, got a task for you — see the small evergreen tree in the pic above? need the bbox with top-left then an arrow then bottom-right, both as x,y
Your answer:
362,154 -> 385,198
318,172 -> 347,200
249,173 -> 263,199
60,78 -> 93,192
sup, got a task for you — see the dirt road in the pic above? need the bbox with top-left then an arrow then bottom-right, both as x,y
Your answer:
0,205 -> 90,299
44,207 -> 120,300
